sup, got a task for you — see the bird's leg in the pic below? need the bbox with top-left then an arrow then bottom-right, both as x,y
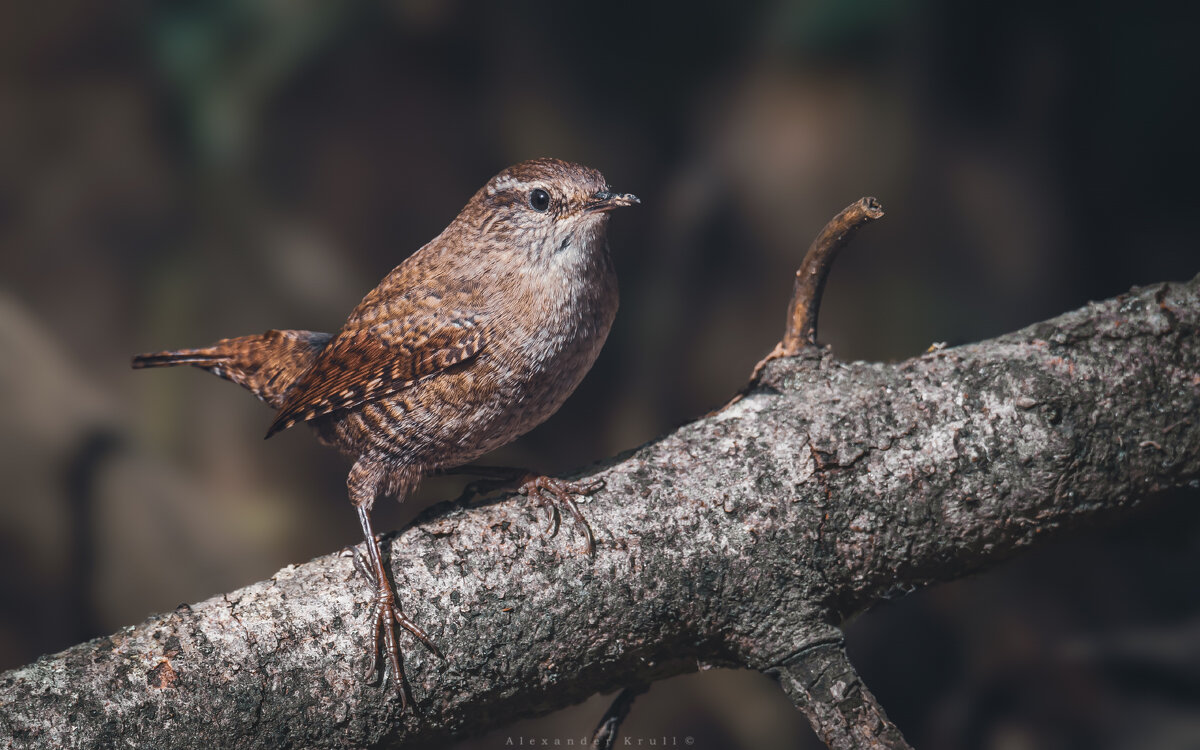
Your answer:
355,507 -> 404,699
436,464 -> 525,499
437,464 -> 525,480
355,506 -> 441,705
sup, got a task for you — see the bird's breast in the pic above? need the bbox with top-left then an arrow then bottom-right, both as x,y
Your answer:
460,246 -> 618,449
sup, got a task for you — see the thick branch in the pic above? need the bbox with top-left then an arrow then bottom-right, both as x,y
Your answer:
2,277 -> 1198,749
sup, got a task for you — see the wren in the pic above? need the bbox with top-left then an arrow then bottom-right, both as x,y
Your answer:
133,158 -> 638,704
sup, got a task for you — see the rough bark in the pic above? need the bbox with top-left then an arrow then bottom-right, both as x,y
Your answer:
1,276 -> 1197,749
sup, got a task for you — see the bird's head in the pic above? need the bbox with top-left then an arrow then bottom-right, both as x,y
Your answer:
467,158 -> 639,264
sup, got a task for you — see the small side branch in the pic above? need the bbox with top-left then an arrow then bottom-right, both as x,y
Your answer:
783,197 -> 885,351
783,196 -> 884,351
770,638 -> 912,750
744,196 -> 883,389
590,683 -> 650,750
729,199 -> 883,398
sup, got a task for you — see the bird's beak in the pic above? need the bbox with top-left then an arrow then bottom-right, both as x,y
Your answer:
585,189 -> 641,213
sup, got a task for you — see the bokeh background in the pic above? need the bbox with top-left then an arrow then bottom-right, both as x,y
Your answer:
2,1 -> 1198,748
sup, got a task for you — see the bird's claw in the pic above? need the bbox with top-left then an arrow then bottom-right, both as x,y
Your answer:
519,476 -> 604,555
342,542 -> 376,582
361,582 -> 441,710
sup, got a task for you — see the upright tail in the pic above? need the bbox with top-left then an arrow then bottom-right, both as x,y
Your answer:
133,329 -> 333,410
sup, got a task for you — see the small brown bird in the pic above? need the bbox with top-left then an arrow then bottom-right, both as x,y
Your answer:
133,158 -> 638,704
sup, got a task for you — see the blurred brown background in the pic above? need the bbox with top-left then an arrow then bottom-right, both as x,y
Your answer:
1,1 -> 1198,748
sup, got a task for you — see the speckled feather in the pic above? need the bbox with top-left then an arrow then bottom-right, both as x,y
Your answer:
265,314 -> 486,438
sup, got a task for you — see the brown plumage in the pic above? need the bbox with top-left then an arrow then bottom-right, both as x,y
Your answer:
132,158 -> 638,706
132,329 -> 332,409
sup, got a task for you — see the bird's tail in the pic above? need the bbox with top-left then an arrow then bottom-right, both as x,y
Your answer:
133,329 -> 333,410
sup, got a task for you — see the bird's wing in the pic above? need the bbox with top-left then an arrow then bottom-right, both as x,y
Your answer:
265,312 -> 485,437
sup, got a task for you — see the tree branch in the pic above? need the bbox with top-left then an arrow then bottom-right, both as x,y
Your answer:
767,632 -> 910,750
590,682 -> 649,750
2,274 -> 1197,749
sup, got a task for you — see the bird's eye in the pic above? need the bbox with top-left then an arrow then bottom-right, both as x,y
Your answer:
529,188 -> 551,212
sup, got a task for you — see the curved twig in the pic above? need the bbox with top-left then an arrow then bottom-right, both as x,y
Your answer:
783,197 -> 885,352
742,196 -> 884,395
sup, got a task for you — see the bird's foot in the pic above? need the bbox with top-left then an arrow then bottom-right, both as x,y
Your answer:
348,532 -> 441,709
439,465 -> 603,554
517,475 -> 604,555
361,574 -> 442,708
